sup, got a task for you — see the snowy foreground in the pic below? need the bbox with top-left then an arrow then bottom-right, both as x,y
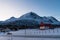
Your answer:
0,28 -> 60,40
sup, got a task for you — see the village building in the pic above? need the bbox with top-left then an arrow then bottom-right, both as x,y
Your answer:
40,22 -> 52,29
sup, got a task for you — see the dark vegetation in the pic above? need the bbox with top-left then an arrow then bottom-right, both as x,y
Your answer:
0,19 -> 39,32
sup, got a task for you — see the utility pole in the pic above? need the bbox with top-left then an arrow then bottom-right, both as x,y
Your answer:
25,25 -> 26,36
7,32 -> 12,40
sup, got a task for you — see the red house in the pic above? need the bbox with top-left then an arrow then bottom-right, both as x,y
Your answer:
40,22 -> 52,29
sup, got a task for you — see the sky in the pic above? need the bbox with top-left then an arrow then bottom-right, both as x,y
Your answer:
0,0 -> 60,21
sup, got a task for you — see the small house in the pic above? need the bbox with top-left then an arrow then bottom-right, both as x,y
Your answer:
40,22 -> 51,29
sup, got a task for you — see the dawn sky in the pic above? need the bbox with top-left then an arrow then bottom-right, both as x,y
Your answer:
0,0 -> 60,21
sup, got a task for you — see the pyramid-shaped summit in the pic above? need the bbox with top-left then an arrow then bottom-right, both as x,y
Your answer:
6,16 -> 17,22
20,12 -> 41,19
19,12 -> 59,24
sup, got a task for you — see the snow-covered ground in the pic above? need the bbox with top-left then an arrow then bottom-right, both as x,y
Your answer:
0,28 -> 60,40
0,36 -> 60,40
10,28 -> 60,35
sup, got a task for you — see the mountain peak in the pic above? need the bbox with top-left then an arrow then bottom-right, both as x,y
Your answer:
10,16 -> 16,19
47,16 -> 59,22
20,12 -> 41,19
28,12 -> 36,14
5,16 -> 17,22
27,12 -> 38,16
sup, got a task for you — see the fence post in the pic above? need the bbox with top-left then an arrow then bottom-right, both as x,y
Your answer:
7,33 -> 12,40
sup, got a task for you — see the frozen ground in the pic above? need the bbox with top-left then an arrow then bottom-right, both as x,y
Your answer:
0,28 -> 60,40
0,37 -> 60,40
10,28 -> 60,36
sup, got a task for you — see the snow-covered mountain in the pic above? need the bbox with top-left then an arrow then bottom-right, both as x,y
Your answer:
0,12 -> 60,28
19,12 -> 43,24
5,17 -> 17,22
47,16 -> 60,25
0,17 -> 17,25
19,12 -> 60,25
20,12 -> 41,19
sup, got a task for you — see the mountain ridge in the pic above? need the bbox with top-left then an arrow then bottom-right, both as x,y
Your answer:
0,12 -> 60,25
